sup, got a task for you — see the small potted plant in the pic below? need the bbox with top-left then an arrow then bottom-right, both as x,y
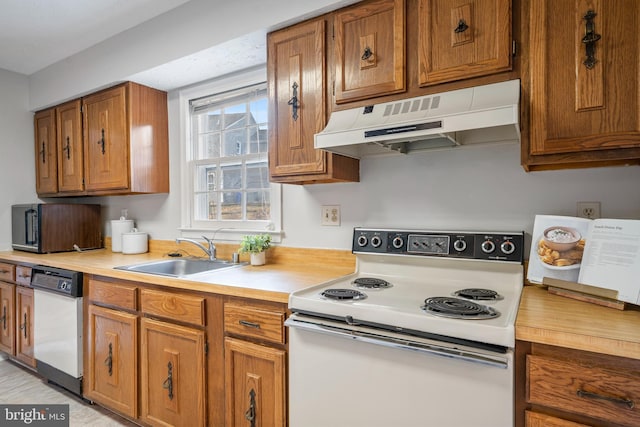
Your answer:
238,234 -> 271,266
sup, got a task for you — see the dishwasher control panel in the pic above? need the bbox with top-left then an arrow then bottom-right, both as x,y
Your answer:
31,265 -> 83,297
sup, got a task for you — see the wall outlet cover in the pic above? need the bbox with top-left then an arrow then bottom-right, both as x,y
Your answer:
321,205 -> 341,226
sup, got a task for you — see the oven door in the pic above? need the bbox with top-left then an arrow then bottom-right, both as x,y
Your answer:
286,313 -> 514,427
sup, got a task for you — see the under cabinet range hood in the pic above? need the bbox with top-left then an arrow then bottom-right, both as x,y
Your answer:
315,79 -> 521,159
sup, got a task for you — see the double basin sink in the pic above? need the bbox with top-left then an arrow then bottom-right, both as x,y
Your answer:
114,258 -> 246,278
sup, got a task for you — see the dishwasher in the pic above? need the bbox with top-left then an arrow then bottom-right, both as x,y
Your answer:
31,265 -> 83,396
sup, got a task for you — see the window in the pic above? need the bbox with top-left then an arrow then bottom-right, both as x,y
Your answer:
180,68 -> 281,239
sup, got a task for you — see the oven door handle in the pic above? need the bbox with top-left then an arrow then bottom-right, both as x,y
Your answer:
286,315 -> 509,369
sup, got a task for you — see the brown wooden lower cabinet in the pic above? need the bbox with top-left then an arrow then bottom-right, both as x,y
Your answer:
85,304 -> 138,419
14,286 -> 35,368
0,280 -> 15,355
140,317 -> 206,427
519,342 -> 640,427
224,337 -> 286,427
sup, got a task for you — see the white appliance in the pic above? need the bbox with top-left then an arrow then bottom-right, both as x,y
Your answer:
287,228 -> 524,427
32,266 -> 83,396
314,79 -> 520,158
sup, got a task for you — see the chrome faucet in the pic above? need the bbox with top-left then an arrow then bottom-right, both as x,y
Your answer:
176,236 -> 217,261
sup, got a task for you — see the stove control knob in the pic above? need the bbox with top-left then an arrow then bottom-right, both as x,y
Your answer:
371,235 -> 382,248
453,239 -> 467,252
500,240 -> 516,255
481,239 -> 495,254
357,235 -> 368,247
392,236 -> 404,249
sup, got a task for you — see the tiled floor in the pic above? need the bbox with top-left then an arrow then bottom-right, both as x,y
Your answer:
0,357 -> 137,426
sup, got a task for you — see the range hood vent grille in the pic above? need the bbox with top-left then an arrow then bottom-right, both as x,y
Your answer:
315,79 -> 520,159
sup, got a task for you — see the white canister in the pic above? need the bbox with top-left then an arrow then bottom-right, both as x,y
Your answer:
111,219 -> 134,252
122,229 -> 148,254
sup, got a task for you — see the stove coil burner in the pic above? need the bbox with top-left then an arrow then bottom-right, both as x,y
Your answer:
421,297 -> 499,319
352,277 -> 392,289
322,289 -> 368,301
453,288 -> 503,301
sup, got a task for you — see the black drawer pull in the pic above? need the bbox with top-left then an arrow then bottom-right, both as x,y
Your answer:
239,320 -> 261,329
577,388 -> 635,409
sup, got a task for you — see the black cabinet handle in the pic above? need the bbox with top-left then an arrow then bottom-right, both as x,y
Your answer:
577,388 -> 634,409
454,19 -> 469,33
1,306 -> 6,330
581,10 -> 601,69
287,82 -> 300,121
97,128 -> 106,154
244,388 -> 256,427
104,343 -> 113,376
239,320 -> 261,329
20,313 -> 27,339
162,361 -> 174,400
40,141 -> 46,163
361,46 -> 374,60
63,136 -> 71,160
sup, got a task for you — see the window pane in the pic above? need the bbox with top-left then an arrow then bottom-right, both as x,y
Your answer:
246,191 -> 270,220
196,132 -> 220,159
249,98 -> 268,125
222,129 -> 245,156
195,165 -> 218,191
221,192 -> 242,220
221,164 -> 242,190
194,192 -> 218,221
197,110 -> 222,132
224,104 -> 247,130
248,125 -> 268,154
246,162 -> 268,189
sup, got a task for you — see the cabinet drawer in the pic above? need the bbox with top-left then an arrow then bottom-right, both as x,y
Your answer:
224,303 -> 285,344
0,263 -> 15,282
525,411 -> 590,427
15,266 -> 32,286
527,354 -> 640,426
88,278 -> 137,311
141,289 -> 205,327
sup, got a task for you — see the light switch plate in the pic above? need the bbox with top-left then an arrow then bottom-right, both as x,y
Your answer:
321,205 -> 341,226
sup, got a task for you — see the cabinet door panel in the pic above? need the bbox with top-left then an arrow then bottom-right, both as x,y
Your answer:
268,19 -> 328,178
334,0 -> 405,103
225,337 -> 285,427
0,282 -> 15,355
15,287 -> 35,367
418,0 -> 512,86
525,0 -> 640,168
83,86 -> 129,191
85,305 -> 137,419
140,317 -> 206,427
56,100 -> 84,193
34,109 -> 58,195
525,411 -> 590,427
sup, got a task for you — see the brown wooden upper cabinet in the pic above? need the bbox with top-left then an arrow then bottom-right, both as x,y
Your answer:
334,0 -> 406,103
83,82 -> 169,195
523,0 -> 640,170
56,99 -> 84,194
418,0 -> 512,86
34,108 -> 58,195
268,18 -> 359,184
34,82 -> 169,196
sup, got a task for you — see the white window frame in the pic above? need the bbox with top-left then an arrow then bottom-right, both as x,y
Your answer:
178,66 -> 282,242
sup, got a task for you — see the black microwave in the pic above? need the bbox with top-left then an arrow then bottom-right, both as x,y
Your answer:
12,204 -> 102,253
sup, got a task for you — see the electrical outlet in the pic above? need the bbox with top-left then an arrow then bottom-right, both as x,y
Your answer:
577,201 -> 601,219
321,205 -> 341,226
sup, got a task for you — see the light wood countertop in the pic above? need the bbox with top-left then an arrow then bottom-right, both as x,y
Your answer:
516,285 -> 640,360
0,245 -> 356,304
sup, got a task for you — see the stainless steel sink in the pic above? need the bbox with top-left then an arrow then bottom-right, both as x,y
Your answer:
114,258 -> 246,278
